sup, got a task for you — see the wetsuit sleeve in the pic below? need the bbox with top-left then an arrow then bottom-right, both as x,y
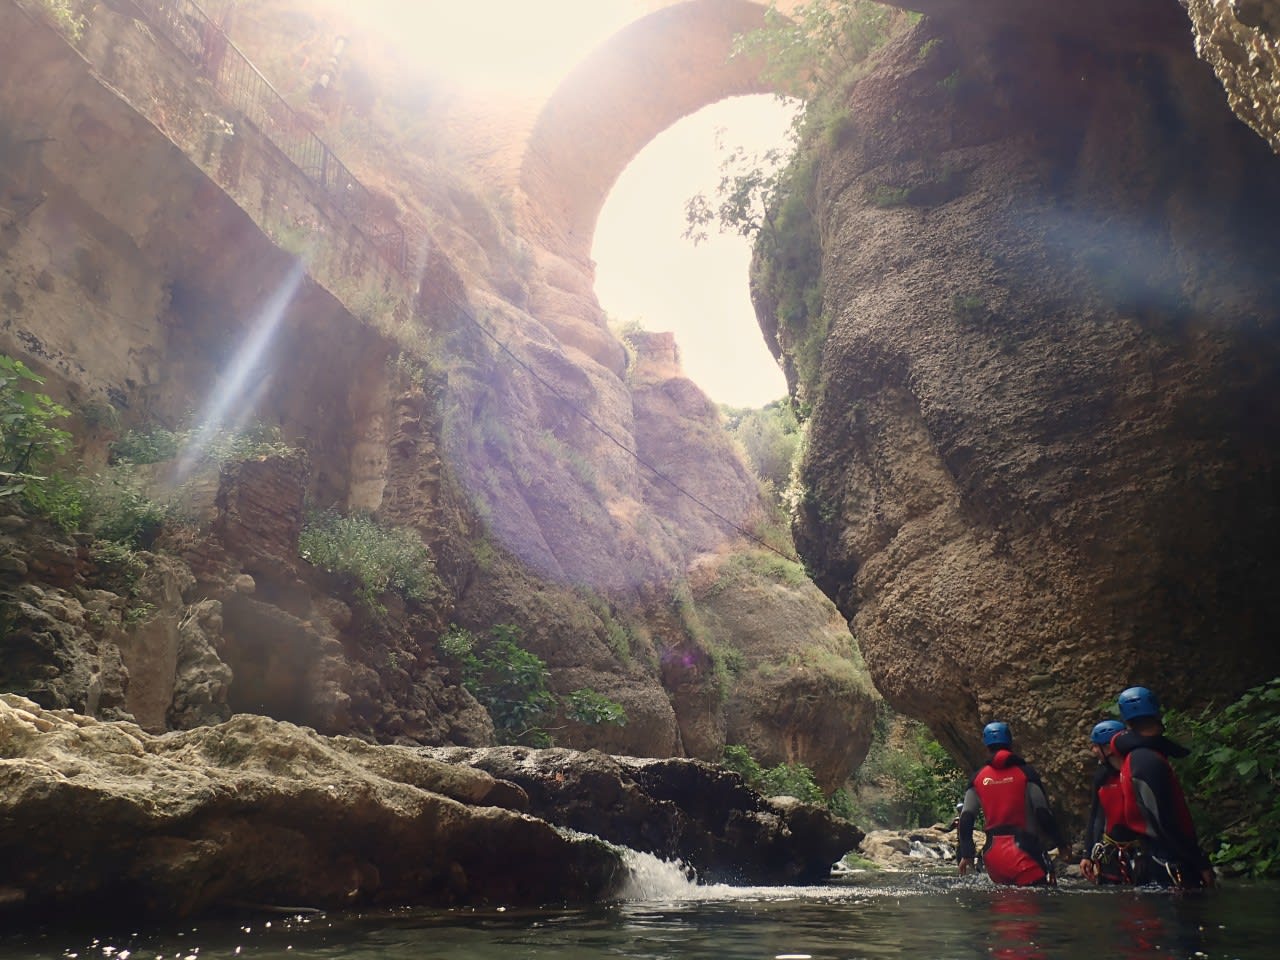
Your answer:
1084,766 -> 1110,851
1024,765 -> 1069,852
957,785 -> 981,861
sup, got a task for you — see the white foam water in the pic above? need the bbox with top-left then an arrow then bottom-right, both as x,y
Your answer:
614,848 -> 880,903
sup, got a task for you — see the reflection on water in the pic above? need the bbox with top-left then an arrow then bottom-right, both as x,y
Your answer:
1,861 -> 1275,960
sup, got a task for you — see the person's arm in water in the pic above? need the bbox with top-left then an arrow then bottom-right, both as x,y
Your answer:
956,786 -> 981,875
1079,766 -> 1110,883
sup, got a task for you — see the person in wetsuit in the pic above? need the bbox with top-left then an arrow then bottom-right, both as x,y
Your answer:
957,721 -> 1069,885
1080,718 -> 1136,883
1111,686 -> 1215,889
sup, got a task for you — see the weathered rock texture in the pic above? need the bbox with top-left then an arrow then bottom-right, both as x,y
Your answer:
1,0 -> 875,798
1188,0 -> 1280,152
760,6 -> 1280,815
0,694 -> 857,920
0,694 -> 620,918
427,745 -> 863,884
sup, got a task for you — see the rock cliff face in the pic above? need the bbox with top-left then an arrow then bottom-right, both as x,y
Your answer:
759,5 -> 1280,808
1187,0 -> 1280,152
0,0 -> 875,801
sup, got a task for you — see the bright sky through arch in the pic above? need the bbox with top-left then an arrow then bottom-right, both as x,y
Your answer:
340,3 -> 798,408
593,95 -> 799,409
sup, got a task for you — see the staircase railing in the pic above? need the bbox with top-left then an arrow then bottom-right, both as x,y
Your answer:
128,0 -> 410,275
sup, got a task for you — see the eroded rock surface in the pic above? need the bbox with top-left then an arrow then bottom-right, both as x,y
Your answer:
427,745 -> 864,884
764,8 -> 1280,813
0,695 -> 620,919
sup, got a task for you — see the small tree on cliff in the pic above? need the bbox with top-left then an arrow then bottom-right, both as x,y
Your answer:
0,354 -> 72,499
683,1 -> 912,249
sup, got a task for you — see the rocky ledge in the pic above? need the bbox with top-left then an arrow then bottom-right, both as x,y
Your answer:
426,746 -> 865,885
0,697 -> 862,923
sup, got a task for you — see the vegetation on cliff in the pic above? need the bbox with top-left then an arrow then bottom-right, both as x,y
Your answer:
684,2 -> 913,420
299,509 -> 444,614
1167,678 -> 1280,879
439,624 -> 627,747
0,355 -> 71,502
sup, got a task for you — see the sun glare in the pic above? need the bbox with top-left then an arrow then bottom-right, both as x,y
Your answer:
594,96 -> 799,409
342,0 -> 644,95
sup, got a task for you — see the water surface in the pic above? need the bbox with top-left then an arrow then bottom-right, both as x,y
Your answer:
2,854 -> 1272,959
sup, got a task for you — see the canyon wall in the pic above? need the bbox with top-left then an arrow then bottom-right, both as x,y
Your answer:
759,2 -> 1280,811
0,0 -> 875,794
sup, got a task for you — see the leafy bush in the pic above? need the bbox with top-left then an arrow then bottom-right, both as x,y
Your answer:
81,470 -> 170,547
35,0 -> 86,41
110,427 -> 182,465
721,399 -> 800,509
565,687 -> 628,727
440,625 -> 627,745
19,473 -> 84,532
723,743 -> 825,805
111,421 -> 295,466
440,624 -> 555,745
856,708 -> 969,828
733,0 -> 911,101
1165,678 -> 1280,878
1,355 -> 72,499
298,510 -> 443,613
89,539 -> 147,595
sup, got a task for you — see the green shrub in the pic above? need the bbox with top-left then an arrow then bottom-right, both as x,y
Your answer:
565,688 -> 628,727
440,625 -> 628,745
721,398 -> 799,495
1,355 -> 72,499
857,707 -> 969,828
1165,678 -> 1280,878
723,744 -> 825,805
111,421 -> 295,466
89,539 -> 146,595
36,0 -> 86,41
298,510 -> 443,613
81,471 -> 169,547
19,473 -> 84,532
440,624 -> 554,745
110,427 -> 182,465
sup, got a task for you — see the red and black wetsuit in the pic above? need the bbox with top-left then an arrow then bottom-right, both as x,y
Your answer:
958,750 -> 1066,886
1112,731 -> 1212,887
1084,762 -> 1142,883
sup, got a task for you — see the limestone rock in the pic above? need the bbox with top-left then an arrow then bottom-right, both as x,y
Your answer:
428,745 -> 864,884
1188,0 -> 1280,153
167,599 -> 233,730
762,10 -> 1280,819
688,551 -> 879,793
0,696 -> 622,919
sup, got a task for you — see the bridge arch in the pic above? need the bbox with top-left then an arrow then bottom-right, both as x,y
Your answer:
518,0 -> 788,266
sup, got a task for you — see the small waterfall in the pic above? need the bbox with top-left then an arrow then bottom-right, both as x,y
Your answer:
616,849 -> 705,900
613,849 -> 864,902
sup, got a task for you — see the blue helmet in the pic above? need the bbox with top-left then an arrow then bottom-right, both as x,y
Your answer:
1090,719 -> 1126,745
982,721 -> 1012,748
1118,686 -> 1161,722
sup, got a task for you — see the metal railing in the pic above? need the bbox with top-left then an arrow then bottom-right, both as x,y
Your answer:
127,0 -> 409,274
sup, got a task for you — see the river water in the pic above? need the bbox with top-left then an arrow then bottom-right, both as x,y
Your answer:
2,852 -> 1274,960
